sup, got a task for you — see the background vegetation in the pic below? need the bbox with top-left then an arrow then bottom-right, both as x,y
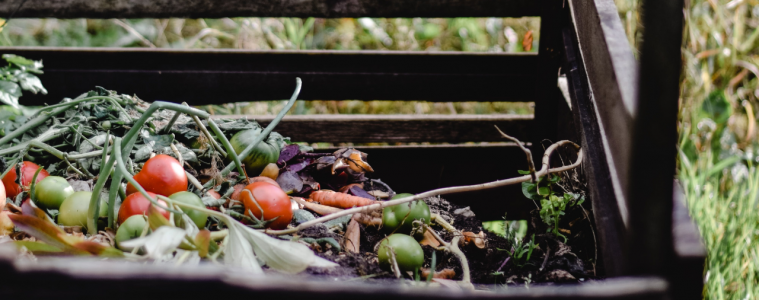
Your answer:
1,0 -> 758,298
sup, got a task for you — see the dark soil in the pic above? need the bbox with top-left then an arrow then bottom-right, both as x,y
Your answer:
293,192 -> 599,287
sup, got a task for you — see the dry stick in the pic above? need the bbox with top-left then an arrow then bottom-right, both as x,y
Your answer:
423,224 -> 471,288
265,140 -> 582,236
191,113 -> 227,158
495,125 -> 537,183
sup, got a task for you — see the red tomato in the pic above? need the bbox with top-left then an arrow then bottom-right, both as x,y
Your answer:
241,182 -> 293,230
117,191 -> 170,224
2,161 -> 49,199
126,155 -> 187,197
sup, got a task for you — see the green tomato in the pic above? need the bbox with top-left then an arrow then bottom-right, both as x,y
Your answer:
230,128 -> 284,176
382,195 -> 431,240
115,215 -> 148,248
169,191 -> 208,229
58,191 -> 106,231
33,176 -> 75,209
377,234 -> 424,273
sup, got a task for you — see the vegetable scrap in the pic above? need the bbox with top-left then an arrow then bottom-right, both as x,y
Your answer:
0,55 -> 598,289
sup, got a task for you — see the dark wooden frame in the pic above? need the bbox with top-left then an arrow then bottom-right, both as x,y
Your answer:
0,0 -> 703,299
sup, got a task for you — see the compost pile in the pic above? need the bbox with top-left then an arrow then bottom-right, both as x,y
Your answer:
0,84 -> 595,289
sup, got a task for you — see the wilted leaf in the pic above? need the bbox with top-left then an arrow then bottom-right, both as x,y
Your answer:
147,204 -> 172,230
14,241 -> 64,256
15,73 -> 47,94
0,81 -> 21,108
8,214 -> 89,255
72,241 -> 124,257
224,223 -> 263,274
276,170 -> 303,194
195,230 -> 211,258
343,218 -> 360,253
278,144 -> 301,164
119,226 -> 186,260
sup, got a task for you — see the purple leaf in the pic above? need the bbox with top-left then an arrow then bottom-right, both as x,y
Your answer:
276,171 -> 303,194
348,186 -> 375,200
286,158 -> 313,173
278,144 -> 301,165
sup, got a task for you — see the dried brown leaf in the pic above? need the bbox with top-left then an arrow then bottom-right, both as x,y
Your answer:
419,229 -> 441,247
343,218 -> 360,253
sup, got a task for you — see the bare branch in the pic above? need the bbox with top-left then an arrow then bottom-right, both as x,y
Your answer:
264,140 -> 582,236
495,125 -> 536,182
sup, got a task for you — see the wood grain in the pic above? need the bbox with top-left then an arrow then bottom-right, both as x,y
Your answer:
0,0 -> 539,18
211,114 -> 533,143
0,47 -> 539,105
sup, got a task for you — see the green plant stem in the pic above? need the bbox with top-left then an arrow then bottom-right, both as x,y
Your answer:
207,118 -> 246,177
112,138 -> 181,214
204,78 -> 302,189
161,109 -> 182,134
87,138 -> 118,233
0,126 -> 69,157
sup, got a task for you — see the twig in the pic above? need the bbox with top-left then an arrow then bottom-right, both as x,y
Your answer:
186,171 -> 204,191
190,114 -> 227,157
540,246 -> 550,271
170,144 -> 183,166
431,213 -> 457,233
265,140 -> 582,236
495,125 -> 537,182
386,246 -> 402,279
422,224 -> 472,288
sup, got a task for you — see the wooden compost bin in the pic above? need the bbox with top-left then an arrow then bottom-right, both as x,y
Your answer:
0,0 -> 704,299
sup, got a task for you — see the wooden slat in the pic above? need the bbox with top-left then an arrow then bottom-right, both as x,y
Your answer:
0,0 -> 539,18
568,0 -> 637,229
627,0 -> 684,279
0,241 -> 669,299
562,27 -> 628,277
671,182 -> 706,300
0,47 -> 539,105
211,114 -> 532,143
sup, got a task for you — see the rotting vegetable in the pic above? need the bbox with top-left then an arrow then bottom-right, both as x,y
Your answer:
33,176 -> 74,210
0,70 -> 592,288
58,191 -> 106,231
240,182 -> 293,230
115,215 -> 148,249
382,193 -> 431,240
230,128 -> 285,176
2,161 -> 48,199
117,192 -> 169,225
377,233 -> 424,275
126,154 -> 188,197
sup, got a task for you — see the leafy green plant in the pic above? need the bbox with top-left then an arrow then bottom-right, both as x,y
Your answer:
0,54 -> 47,108
539,193 -> 584,242
498,233 -> 537,269
520,171 -> 584,242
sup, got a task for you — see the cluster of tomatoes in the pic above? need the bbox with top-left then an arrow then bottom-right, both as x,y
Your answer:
0,153 -> 294,247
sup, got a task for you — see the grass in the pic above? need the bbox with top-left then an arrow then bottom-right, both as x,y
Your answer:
1,1 -> 758,298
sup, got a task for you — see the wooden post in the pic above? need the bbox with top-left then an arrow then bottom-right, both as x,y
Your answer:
627,0 -> 684,278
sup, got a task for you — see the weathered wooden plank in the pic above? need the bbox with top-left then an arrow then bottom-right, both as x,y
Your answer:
568,0 -> 638,228
627,0 -> 684,279
671,182 -> 706,300
531,0 -> 565,159
0,0 -> 539,18
0,47 -> 539,105
211,114 -> 532,143
562,27 -> 628,277
0,243 -> 669,299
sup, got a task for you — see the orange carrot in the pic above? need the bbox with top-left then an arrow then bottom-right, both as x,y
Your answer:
309,190 -> 377,209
